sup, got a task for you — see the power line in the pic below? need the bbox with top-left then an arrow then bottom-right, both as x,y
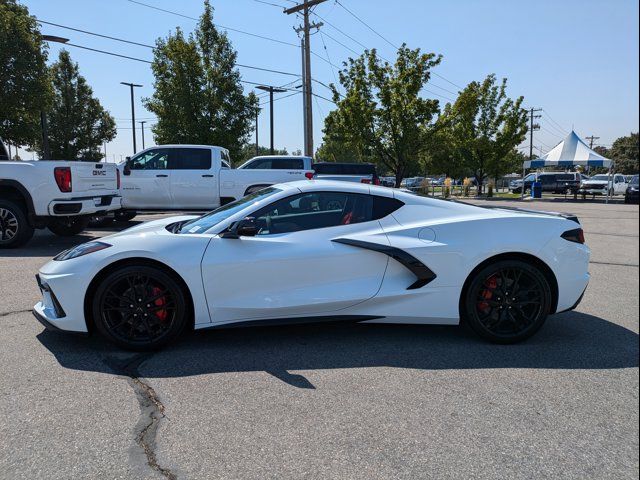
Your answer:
335,0 -> 397,49
542,109 -> 569,134
39,19 -> 301,77
311,10 -> 369,51
260,90 -> 300,105
126,0 -> 299,47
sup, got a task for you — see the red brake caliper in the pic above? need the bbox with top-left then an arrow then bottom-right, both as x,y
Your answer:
477,275 -> 498,313
151,286 -> 168,322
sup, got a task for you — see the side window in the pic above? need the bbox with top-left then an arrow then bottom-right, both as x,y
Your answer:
372,196 -> 404,219
540,175 -> 554,184
172,148 -> 212,170
524,174 -> 536,182
272,158 -> 304,169
246,158 -> 272,169
220,150 -> 231,167
252,192 -> 373,235
221,160 -> 230,169
129,149 -> 170,170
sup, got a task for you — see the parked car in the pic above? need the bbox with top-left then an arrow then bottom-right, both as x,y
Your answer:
0,160 -> 121,248
238,155 -> 312,170
312,162 -> 380,185
624,175 -> 639,204
579,173 -> 628,196
511,172 -> 584,194
402,177 -> 426,191
116,146 -> 314,216
380,176 -> 396,187
33,180 -> 589,350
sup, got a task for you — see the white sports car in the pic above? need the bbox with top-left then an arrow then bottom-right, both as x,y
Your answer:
33,181 -> 590,350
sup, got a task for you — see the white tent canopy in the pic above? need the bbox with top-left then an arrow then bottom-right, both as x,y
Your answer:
523,131 -> 613,169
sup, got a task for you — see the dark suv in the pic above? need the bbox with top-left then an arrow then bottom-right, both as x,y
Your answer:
512,172 -> 584,194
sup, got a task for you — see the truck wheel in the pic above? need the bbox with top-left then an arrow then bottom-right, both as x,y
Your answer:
47,217 -> 90,237
114,210 -> 137,222
88,215 -> 114,228
0,199 -> 35,248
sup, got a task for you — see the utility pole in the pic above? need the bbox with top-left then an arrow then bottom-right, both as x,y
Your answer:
139,121 -> 147,150
585,135 -> 600,149
285,0 -> 326,157
524,107 -> 542,199
257,85 -> 287,155
120,82 -> 143,154
255,110 -> 259,156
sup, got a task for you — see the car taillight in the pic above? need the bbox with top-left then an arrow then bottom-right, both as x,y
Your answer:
305,172 -> 314,180
116,168 -> 121,189
561,228 -> 585,244
361,179 -> 371,184
54,167 -> 72,192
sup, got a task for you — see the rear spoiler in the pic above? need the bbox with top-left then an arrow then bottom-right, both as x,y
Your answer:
478,205 -> 580,224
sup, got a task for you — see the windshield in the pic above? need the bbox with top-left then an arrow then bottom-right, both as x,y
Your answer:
632,175 -> 639,186
591,175 -> 609,181
176,187 -> 282,234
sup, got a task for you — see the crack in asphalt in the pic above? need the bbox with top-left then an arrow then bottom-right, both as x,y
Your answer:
590,260 -> 640,268
105,354 -> 177,480
0,309 -> 32,318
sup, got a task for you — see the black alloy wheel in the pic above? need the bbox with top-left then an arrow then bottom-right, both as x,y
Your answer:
0,199 -> 34,248
463,260 -> 551,344
93,266 -> 187,350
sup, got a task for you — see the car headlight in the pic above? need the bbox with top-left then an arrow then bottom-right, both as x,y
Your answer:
54,241 -> 111,261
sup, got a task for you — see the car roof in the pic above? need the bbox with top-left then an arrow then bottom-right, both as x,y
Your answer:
250,155 -> 311,160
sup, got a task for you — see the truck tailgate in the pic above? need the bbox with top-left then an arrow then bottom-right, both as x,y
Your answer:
70,162 -> 119,194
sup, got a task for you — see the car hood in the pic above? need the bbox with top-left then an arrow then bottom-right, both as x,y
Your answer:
107,215 -> 199,238
582,179 -> 609,185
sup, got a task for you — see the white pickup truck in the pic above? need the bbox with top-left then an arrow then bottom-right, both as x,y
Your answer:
0,160 -> 121,248
117,145 -> 314,213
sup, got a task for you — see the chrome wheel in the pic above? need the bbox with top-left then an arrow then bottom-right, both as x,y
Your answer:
0,207 -> 19,243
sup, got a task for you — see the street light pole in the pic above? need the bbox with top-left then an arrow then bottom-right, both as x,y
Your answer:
139,121 -> 146,150
120,82 -> 143,154
256,85 -> 287,155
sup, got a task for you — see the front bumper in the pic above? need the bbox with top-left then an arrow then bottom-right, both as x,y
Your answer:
33,272 -> 89,333
48,194 -> 122,216
578,186 -> 608,195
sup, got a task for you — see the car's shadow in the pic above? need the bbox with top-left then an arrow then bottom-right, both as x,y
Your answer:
37,311 -> 638,389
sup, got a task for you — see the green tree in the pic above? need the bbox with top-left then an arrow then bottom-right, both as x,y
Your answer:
35,50 -> 116,160
322,46 -> 441,186
609,132 -> 639,174
145,0 -> 258,160
436,75 -> 527,193
0,0 -> 51,147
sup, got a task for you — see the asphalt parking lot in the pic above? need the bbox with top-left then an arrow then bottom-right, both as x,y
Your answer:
1,199 -> 638,480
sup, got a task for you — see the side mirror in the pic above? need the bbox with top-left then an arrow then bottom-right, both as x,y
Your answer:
123,163 -> 131,176
220,217 -> 258,239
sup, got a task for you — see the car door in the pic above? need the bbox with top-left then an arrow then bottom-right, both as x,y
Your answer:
200,191 -> 390,324
614,174 -> 627,194
121,148 -> 173,209
169,148 -> 218,209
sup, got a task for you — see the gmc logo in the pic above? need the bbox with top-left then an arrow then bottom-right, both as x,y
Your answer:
93,170 -> 106,176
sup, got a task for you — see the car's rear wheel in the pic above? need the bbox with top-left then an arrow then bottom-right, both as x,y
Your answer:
462,260 -> 551,344
93,265 -> 187,350
0,199 -> 34,248
47,217 -> 90,236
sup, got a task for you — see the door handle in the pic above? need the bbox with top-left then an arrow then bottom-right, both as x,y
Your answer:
156,174 -> 168,177
202,174 -> 214,178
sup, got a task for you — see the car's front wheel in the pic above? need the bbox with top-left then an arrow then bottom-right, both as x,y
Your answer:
462,259 -> 552,344
92,265 -> 188,350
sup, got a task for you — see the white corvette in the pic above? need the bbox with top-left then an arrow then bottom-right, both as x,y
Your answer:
33,181 -> 590,350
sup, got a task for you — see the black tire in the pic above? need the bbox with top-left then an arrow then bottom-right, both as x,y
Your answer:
114,210 -> 137,222
0,199 -> 35,248
88,215 -> 114,228
47,217 -> 90,236
461,259 -> 552,344
92,265 -> 188,350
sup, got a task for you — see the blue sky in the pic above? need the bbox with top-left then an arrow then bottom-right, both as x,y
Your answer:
19,0 -> 639,162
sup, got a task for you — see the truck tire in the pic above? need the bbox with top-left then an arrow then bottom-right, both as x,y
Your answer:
0,199 -> 35,248
114,210 -> 137,222
88,215 -> 114,228
47,217 -> 90,237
